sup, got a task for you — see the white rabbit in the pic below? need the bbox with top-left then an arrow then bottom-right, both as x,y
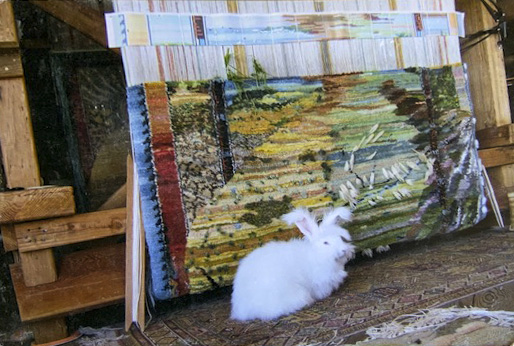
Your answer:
230,207 -> 355,321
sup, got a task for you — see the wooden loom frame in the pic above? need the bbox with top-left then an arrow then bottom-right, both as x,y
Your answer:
117,0 -> 514,332
0,0 -> 513,343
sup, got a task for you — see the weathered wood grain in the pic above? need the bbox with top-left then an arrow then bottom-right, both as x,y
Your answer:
15,208 -> 126,252
0,1 -> 18,48
30,317 -> 68,344
479,146 -> 514,168
0,78 -> 41,188
0,49 -> 23,78
477,124 -> 514,149
19,249 -> 57,287
456,0 -> 514,200
0,186 -> 75,224
10,242 -> 125,322
1,224 -> 17,252
456,0 -> 511,130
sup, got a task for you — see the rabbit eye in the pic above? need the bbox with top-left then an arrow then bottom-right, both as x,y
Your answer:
323,241 -> 329,245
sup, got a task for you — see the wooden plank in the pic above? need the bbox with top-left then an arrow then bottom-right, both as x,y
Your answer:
1,224 -> 17,252
125,155 -> 135,331
19,249 -> 57,286
0,186 -> 75,224
477,124 -> 514,149
0,78 -> 41,188
0,1 -> 18,48
479,146 -> 514,168
29,0 -> 109,49
0,49 -> 23,78
30,317 -> 68,344
15,208 -> 126,253
125,155 -> 145,331
10,242 -> 125,322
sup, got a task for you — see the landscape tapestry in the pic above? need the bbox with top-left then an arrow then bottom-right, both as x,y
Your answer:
127,64 -> 486,300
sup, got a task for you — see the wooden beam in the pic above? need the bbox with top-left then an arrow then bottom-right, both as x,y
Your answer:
0,49 -> 23,78
479,146 -> 514,168
1,224 -> 17,252
456,0 -> 511,130
456,0 -> 514,195
0,78 -> 41,189
0,186 -> 75,224
0,1 -> 18,48
29,0 -> 109,49
10,242 -> 125,322
19,249 -> 57,286
15,208 -> 126,253
477,124 -> 514,149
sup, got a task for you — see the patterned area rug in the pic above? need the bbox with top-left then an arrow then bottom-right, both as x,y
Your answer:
138,228 -> 514,346
127,64 -> 486,300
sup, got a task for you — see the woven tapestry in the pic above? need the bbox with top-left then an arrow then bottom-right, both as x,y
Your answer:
128,64 -> 486,300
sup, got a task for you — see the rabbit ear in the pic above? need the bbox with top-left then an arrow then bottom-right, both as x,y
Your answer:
320,207 -> 352,228
281,208 -> 318,238
320,208 -> 352,241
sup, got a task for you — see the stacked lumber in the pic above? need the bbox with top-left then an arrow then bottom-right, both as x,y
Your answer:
0,1 -> 126,344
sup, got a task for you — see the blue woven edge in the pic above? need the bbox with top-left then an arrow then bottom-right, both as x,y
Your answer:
127,85 -> 173,301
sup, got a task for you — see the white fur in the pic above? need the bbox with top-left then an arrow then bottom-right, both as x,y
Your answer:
231,207 -> 355,321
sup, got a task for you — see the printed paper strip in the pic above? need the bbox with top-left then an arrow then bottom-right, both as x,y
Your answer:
106,11 -> 465,48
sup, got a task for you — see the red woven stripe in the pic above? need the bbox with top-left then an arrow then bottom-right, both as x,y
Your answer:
145,82 -> 190,295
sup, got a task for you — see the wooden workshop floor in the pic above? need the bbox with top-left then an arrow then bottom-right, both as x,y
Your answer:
132,227 -> 514,346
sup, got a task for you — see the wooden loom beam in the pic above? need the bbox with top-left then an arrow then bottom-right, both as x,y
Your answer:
476,124 -> 514,149
456,0 -> 514,216
477,125 -> 514,169
456,0 -> 511,129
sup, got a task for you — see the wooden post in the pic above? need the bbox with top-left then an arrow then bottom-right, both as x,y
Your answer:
456,0 -> 514,202
30,317 -> 68,344
0,0 -> 59,287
